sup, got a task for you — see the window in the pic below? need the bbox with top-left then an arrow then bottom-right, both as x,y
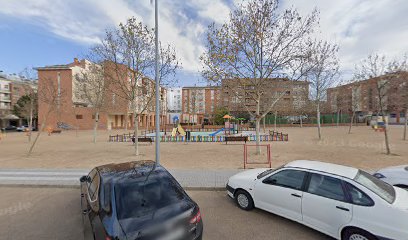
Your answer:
345,183 -> 374,206
264,169 -> 306,190
76,115 -> 83,120
115,175 -> 187,219
4,85 -> 8,89
307,173 -> 345,201
354,170 -> 395,204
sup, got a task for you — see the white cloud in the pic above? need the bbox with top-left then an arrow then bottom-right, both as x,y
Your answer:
0,0 -> 407,83
282,0 -> 408,79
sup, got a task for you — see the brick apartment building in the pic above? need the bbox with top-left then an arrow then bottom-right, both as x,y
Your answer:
36,58 -> 167,130
181,86 -> 221,124
0,73 -> 37,128
221,78 -> 310,116
327,71 -> 408,124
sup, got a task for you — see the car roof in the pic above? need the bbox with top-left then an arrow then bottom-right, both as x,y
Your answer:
285,160 -> 359,179
95,160 -> 169,184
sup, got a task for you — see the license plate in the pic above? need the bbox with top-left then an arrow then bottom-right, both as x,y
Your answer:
157,227 -> 185,240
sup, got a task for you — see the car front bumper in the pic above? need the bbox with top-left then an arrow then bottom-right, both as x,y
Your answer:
226,184 -> 235,198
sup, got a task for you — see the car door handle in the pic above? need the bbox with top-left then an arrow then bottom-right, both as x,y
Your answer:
291,193 -> 302,198
336,206 -> 350,212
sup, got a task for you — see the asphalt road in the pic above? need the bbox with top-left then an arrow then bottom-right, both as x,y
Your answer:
0,187 -> 332,240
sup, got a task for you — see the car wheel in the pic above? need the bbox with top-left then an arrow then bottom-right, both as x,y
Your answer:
235,190 -> 254,211
343,228 -> 376,240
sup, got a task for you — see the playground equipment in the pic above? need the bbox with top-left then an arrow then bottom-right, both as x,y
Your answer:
371,116 -> 388,132
209,128 -> 225,136
171,124 -> 186,137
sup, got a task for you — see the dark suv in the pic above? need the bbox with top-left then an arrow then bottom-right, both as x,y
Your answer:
80,161 -> 203,240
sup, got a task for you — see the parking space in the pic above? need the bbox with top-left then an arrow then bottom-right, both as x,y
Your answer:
0,187 -> 332,240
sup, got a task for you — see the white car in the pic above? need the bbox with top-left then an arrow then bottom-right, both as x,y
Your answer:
226,160 -> 408,240
374,165 -> 408,189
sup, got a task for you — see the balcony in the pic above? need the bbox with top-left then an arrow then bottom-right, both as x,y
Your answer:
0,88 -> 11,93
0,96 -> 11,102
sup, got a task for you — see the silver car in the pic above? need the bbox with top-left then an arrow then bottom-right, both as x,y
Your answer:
374,165 -> 408,189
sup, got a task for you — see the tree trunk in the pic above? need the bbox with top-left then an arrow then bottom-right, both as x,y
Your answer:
262,116 -> 266,133
404,109 -> 407,141
317,103 -> 322,140
134,112 -> 139,155
28,112 -> 49,156
382,114 -> 391,155
93,111 -> 99,143
348,111 -> 355,134
124,105 -> 129,131
300,115 -> 303,128
274,111 -> 277,131
28,97 -> 34,142
336,110 -> 340,127
255,117 -> 261,154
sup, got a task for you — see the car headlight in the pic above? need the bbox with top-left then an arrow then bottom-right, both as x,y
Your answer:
373,173 -> 386,179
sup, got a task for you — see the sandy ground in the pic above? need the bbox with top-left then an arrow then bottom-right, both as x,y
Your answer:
0,187 -> 330,240
0,126 -> 407,171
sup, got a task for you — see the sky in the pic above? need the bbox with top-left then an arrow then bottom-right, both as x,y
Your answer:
0,0 -> 407,86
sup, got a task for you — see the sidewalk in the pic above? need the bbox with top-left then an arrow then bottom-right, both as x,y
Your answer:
0,168 -> 242,190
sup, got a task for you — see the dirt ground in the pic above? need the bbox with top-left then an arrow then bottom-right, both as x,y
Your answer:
0,126 -> 407,171
0,187 -> 330,240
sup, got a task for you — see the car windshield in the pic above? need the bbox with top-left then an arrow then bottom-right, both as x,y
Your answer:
354,170 -> 395,204
115,174 -> 187,220
257,165 -> 283,179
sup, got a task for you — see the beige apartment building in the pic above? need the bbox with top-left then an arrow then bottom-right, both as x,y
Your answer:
0,74 -> 37,128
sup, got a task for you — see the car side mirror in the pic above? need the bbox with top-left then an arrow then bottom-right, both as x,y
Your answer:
263,178 -> 277,185
80,175 -> 91,183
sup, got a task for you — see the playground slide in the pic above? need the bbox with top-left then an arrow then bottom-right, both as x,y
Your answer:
171,128 -> 177,137
171,124 -> 186,137
209,128 -> 224,136
177,125 -> 186,136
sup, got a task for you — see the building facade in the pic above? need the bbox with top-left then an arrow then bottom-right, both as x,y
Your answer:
166,88 -> 182,124
0,73 -> 37,128
327,72 -> 408,123
181,86 -> 221,124
36,58 -> 167,130
221,78 -> 310,116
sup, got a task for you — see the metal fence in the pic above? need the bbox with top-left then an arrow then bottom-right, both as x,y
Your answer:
108,132 -> 288,143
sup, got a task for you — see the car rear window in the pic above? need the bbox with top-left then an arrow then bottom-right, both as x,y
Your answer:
354,170 -> 395,204
404,166 -> 408,171
115,174 -> 187,219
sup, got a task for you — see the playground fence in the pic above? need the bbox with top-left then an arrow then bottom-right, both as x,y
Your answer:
108,132 -> 288,143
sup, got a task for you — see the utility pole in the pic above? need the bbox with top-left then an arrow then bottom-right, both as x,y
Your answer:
154,0 -> 160,165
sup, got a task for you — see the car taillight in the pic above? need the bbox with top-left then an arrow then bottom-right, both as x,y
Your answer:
105,237 -> 112,240
189,209 -> 201,224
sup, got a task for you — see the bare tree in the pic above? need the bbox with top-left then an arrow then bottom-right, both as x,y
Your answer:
28,77 -> 65,155
201,0 -> 319,152
355,53 -> 395,154
18,67 -> 38,142
93,17 -> 179,155
74,61 -> 110,143
307,40 -> 340,140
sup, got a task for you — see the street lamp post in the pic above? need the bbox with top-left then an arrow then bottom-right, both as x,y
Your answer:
154,0 -> 161,165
